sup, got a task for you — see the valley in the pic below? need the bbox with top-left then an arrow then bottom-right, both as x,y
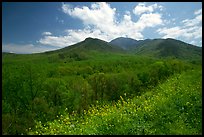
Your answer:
2,37 -> 202,135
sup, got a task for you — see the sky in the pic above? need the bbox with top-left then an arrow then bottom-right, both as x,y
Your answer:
2,2 -> 202,54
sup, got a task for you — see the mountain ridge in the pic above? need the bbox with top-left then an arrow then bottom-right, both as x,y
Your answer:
109,37 -> 141,50
109,37 -> 201,61
3,37 -> 202,62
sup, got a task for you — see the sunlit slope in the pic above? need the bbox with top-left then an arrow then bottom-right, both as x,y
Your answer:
29,67 -> 202,135
43,37 -> 125,55
2,37 -> 126,64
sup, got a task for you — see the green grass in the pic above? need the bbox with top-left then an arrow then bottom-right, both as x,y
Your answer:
28,68 -> 202,135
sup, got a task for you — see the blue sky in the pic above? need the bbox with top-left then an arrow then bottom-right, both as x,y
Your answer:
2,2 -> 202,54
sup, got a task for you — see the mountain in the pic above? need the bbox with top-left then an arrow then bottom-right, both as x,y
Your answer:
109,37 -> 142,50
42,37 -> 125,61
132,38 -> 202,61
44,37 -> 125,54
4,37 -> 201,62
68,37 -> 124,52
109,37 -> 201,61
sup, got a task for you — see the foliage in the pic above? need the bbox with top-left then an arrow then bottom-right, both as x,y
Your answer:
28,68 -> 202,135
2,48 -> 201,135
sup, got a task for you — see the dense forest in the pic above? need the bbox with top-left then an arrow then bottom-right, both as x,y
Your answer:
2,37 -> 202,135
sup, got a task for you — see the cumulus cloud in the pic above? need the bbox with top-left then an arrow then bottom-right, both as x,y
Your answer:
62,2 -> 118,34
2,43 -> 56,54
38,2 -> 164,48
136,13 -> 163,30
133,3 -> 163,15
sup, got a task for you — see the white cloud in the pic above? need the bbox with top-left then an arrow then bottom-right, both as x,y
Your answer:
157,25 -> 202,40
62,2 -> 117,34
42,32 -> 52,36
125,11 -> 131,15
65,28 -> 111,41
157,27 -> 185,39
194,8 -> 202,15
182,14 -> 202,27
136,13 -> 163,30
38,2 -> 164,48
133,3 -> 153,15
38,28 -> 113,47
2,43 -> 56,54
133,3 -> 163,15
117,12 -> 163,39
157,10 -> 202,46
61,3 -> 73,15
38,35 -> 71,47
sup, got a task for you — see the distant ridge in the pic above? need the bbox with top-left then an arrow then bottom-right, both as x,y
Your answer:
133,38 -> 201,60
109,37 -> 201,61
7,36 -> 201,62
109,37 -> 140,50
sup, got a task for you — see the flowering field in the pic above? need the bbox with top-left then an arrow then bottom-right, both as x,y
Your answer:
28,68 -> 202,135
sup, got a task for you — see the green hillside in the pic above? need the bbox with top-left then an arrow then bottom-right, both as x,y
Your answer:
110,37 -> 202,63
2,37 -> 202,135
132,38 -> 202,63
43,37 -> 125,58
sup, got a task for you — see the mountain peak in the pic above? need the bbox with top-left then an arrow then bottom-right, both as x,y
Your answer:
113,37 -> 138,41
85,37 -> 96,41
109,37 -> 140,50
84,37 -> 100,41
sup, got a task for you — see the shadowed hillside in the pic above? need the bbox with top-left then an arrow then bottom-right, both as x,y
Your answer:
133,38 -> 202,62
109,37 -> 202,63
109,37 -> 142,50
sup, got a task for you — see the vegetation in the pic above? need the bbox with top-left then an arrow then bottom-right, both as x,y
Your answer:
2,38 -> 202,135
28,68 -> 202,135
